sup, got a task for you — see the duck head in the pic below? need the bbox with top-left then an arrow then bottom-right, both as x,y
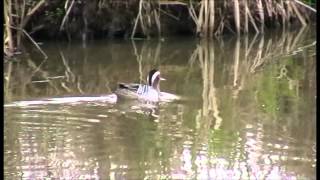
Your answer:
147,69 -> 165,92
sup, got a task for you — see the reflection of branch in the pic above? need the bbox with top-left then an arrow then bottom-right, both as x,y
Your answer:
264,39 -> 273,56
208,41 -> 222,130
211,88 -> 223,130
285,31 -> 294,53
198,40 -> 223,130
131,40 -> 164,83
250,36 -> 265,73
293,41 -> 316,54
154,41 -> 161,64
6,25 -> 48,59
30,58 -> 46,77
232,37 -> 245,99
188,47 -> 198,67
245,33 -> 259,57
290,25 -> 306,50
185,47 -> 199,82
26,58 -> 60,93
5,62 -> 13,102
276,65 -> 300,96
61,82 -> 72,92
232,36 -> 250,98
60,51 -> 77,93
251,37 -> 316,64
233,38 -> 240,87
77,76 -> 84,94
131,40 -> 144,83
60,51 -> 75,82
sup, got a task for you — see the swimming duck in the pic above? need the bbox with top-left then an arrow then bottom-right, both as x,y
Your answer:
115,69 -> 166,102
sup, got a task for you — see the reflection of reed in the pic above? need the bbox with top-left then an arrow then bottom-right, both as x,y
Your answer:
193,39 -> 223,138
4,57 -> 63,102
251,27 -> 313,70
131,39 -> 162,83
185,26 -> 316,179
4,26 -> 315,105
233,37 -> 240,87
232,27 -> 315,99
188,27 -> 315,134
4,61 -> 13,102
132,40 -> 144,83
4,26 -> 316,179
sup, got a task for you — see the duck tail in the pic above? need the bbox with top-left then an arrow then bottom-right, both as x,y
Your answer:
118,83 -> 128,89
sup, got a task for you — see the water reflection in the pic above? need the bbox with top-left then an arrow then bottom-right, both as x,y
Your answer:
4,26 -> 316,179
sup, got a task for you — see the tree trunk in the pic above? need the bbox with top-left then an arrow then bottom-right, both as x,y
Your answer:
209,0 -> 214,37
257,0 -> 264,33
234,0 -> 240,35
244,0 -> 248,33
4,0 -> 14,55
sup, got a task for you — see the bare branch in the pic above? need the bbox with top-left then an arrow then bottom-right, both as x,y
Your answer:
27,0 -> 46,17
60,0 -> 76,31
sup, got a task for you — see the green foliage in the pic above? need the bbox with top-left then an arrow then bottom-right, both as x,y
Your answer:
44,7 -> 64,25
302,0 -> 316,6
256,57 -> 304,116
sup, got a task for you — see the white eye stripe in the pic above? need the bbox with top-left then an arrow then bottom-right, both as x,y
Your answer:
151,71 -> 160,85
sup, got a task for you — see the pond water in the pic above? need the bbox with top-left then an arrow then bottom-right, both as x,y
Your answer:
4,26 -> 316,179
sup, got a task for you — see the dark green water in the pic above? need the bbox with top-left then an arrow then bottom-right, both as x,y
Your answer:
4,27 -> 316,179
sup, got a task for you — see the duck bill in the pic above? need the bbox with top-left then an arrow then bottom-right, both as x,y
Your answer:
160,77 -> 166,81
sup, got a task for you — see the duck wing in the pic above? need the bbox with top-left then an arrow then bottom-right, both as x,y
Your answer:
118,83 -> 140,91
118,83 -> 153,95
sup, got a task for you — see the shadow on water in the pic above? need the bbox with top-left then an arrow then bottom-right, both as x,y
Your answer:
4,26 -> 316,179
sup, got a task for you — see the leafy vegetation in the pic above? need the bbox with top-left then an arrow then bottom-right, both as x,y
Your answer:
4,0 -> 316,58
